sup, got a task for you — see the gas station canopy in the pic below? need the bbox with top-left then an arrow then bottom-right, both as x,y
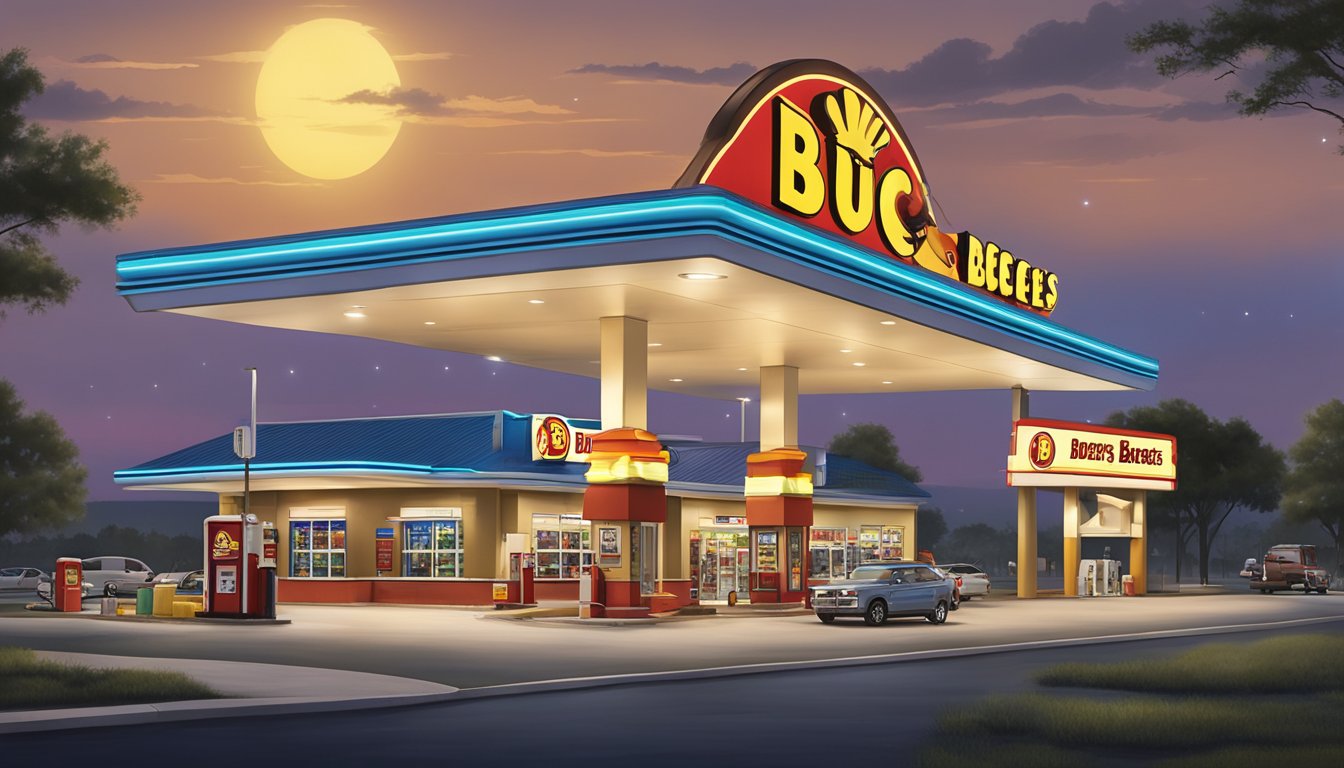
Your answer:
116,59 -> 1157,399
117,187 -> 1155,398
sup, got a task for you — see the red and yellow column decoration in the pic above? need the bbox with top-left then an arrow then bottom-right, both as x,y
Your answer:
744,447 -> 813,604
582,428 -> 668,618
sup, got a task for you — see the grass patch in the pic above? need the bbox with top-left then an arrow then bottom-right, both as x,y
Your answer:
1157,745 -> 1344,768
940,692 -> 1341,750
919,633 -> 1344,767
0,646 -> 220,711
1036,634 -> 1344,693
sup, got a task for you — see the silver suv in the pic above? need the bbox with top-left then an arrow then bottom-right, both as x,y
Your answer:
811,562 -> 955,625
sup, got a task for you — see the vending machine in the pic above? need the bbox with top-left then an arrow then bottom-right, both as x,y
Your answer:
202,514 -> 274,618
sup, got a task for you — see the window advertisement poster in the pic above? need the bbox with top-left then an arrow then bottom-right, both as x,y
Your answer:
375,527 -> 395,575
788,529 -> 803,591
598,526 -> 621,565
756,530 -> 778,572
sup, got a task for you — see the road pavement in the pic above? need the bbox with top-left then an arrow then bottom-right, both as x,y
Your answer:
4,620 -> 1341,765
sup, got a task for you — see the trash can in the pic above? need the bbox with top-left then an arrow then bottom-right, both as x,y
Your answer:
152,582 -> 176,617
136,586 -> 154,615
100,597 -> 118,616
1122,574 -> 1136,596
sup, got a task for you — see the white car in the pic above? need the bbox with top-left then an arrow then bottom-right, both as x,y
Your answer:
0,567 -> 48,591
80,557 -> 155,596
941,563 -> 991,599
36,575 -> 95,602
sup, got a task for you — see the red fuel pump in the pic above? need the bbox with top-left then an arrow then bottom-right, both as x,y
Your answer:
202,514 -> 269,618
54,556 -> 83,612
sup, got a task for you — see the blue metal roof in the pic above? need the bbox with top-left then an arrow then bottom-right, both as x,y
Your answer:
115,412 -> 927,502
114,186 -> 1158,389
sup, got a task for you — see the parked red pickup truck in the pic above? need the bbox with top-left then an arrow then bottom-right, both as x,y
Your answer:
1240,544 -> 1331,594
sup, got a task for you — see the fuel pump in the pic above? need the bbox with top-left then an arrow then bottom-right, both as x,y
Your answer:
202,514 -> 270,618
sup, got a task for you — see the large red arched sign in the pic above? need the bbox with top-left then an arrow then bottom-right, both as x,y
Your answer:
676,60 -> 1058,316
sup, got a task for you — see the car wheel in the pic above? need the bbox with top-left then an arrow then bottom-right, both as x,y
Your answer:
818,613 -> 836,624
960,595 -> 972,602
104,583 -> 118,597
1319,587 -> 1329,595
927,600 -> 949,624
864,599 -> 887,626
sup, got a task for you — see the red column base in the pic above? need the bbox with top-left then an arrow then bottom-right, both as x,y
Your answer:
593,578 -> 651,619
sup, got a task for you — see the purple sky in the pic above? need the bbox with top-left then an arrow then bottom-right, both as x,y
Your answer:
2,0 -> 1341,500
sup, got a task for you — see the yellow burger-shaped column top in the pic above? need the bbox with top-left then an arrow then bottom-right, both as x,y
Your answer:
584,427 -> 670,485
745,447 -> 814,497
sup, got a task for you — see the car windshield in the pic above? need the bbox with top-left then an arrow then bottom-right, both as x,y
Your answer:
847,566 -> 898,581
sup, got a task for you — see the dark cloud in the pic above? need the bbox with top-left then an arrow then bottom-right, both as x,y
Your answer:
919,93 -> 1149,123
1152,100 -> 1244,122
24,80 -> 216,120
860,0 -> 1204,107
338,86 -> 447,115
569,61 -> 756,86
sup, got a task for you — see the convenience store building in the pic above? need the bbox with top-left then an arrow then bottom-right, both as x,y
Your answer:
114,60 -> 1159,615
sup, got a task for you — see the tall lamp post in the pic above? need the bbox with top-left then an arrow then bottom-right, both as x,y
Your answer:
736,397 -> 751,443
243,367 -> 257,613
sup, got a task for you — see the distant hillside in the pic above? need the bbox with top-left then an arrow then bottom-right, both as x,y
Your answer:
921,484 -> 1063,530
60,500 -> 218,537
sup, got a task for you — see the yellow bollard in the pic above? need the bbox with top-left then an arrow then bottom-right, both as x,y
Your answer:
152,583 -> 177,617
172,601 -> 196,618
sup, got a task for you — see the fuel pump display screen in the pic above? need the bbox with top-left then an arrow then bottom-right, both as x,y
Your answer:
216,565 -> 237,594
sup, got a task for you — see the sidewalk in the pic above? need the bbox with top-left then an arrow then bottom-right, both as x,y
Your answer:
0,652 -> 458,735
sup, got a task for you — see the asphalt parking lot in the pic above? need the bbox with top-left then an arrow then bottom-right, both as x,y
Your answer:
2,590 -> 1341,688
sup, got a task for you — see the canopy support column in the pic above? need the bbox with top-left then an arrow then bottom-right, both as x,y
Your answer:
1013,386 -> 1038,598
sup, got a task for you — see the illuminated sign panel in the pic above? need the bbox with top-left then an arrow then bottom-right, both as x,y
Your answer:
677,60 -> 1058,315
531,414 -> 595,463
1008,418 -> 1176,490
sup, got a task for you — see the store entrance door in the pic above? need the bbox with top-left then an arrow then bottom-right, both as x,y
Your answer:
700,529 -> 749,602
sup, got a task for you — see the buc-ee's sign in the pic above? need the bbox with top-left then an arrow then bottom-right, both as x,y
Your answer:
531,414 -> 594,463
676,60 -> 1058,316
1007,419 -> 1176,489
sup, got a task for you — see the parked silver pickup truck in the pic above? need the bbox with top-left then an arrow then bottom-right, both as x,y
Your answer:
811,562 -> 955,626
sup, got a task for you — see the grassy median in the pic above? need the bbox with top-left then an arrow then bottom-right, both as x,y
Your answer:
920,634 -> 1344,767
0,647 -> 220,711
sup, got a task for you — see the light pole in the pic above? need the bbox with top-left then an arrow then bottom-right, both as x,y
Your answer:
736,397 -> 751,443
243,367 -> 256,612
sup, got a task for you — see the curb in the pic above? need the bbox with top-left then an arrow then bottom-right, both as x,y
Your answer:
4,613 -> 1341,734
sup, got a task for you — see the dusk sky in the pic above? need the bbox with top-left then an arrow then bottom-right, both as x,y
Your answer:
2,0 -> 1341,502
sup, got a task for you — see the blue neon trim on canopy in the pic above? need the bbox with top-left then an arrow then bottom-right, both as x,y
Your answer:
115,187 -> 1157,383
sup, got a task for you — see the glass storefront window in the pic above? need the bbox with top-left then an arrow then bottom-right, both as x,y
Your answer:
401,510 -> 463,577
858,524 -> 904,563
810,527 -> 848,580
290,519 -> 346,577
532,514 -> 591,579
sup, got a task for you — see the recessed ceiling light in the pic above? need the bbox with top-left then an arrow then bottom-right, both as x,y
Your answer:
669,378 -> 684,382
852,362 -> 866,367
647,342 -> 662,348
736,367 -> 748,371
840,349 -> 852,353
486,355 -> 503,362
678,272 -> 727,281
528,299 -> 545,304
882,380 -> 893,384
343,310 -> 366,319
880,320 -> 896,326
423,321 -> 436,326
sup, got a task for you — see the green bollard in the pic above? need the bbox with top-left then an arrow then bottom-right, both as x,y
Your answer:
136,586 -> 154,616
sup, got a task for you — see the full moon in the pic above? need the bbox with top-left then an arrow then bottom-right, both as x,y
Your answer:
256,19 -> 402,180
